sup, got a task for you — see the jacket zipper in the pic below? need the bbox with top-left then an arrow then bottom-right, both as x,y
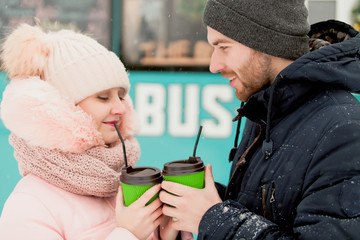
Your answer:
261,183 -> 276,218
225,123 -> 262,198
270,187 -> 276,203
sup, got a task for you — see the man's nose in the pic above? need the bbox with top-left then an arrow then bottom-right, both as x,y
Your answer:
209,51 -> 225,73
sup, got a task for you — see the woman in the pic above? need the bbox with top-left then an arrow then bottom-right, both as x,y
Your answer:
0,23 -> 189,240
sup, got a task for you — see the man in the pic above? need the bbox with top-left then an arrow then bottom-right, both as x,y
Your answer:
160,0 -> 360,239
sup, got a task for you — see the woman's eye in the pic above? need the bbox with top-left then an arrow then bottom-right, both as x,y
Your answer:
97,96 -> 108,101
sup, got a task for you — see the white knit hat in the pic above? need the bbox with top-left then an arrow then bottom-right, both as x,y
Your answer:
1,24 -> 130,103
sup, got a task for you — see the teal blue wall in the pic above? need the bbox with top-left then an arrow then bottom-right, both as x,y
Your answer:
0,71 -> 240,214
0,72 -> 21,214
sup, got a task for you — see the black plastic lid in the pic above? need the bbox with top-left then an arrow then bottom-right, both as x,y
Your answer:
120,166 -> 163,186
162,157 -> 205,176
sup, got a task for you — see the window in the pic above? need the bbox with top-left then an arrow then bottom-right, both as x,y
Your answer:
120,0 -> 212,70
0,0 -> 112,49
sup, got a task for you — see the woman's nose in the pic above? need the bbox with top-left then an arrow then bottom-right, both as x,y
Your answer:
209,51 -> 225,73
111,98 -> 126,116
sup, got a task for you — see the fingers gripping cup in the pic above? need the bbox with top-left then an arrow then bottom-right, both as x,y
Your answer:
162,126 -> 205,189
120,166 -> 163,207
114,123 -> 162,206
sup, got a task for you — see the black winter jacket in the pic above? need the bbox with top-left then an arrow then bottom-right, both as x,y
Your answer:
198,20 -> 360,239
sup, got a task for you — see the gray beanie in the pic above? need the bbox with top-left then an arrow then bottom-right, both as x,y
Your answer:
203,0 -> 310,60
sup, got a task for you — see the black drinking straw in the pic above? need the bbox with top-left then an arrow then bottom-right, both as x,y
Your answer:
193,125 -> 203,157
114,123 -> 128,168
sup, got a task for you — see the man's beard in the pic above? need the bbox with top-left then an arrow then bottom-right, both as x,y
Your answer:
235,49 -> 274,102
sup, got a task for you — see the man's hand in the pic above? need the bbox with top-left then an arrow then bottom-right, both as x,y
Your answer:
159,164 -> 222,234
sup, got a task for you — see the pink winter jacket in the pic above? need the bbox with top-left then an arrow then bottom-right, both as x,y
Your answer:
0,174 -> 155,240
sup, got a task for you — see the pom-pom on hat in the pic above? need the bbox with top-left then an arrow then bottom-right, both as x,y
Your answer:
203,0 -> 310,60
1,24 -> 130,103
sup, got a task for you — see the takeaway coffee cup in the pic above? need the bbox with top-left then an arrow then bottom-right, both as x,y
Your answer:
120,166 -> 163,206
162,156 -> 205,189
162,126 -> 205,189
114,123 -> 163,207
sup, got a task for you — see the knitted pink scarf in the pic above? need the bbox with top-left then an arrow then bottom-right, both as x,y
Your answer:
10,134 -> 140,197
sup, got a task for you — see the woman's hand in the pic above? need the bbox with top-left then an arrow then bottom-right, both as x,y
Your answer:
159,215 -> 180,240
115,184 -> 163,240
